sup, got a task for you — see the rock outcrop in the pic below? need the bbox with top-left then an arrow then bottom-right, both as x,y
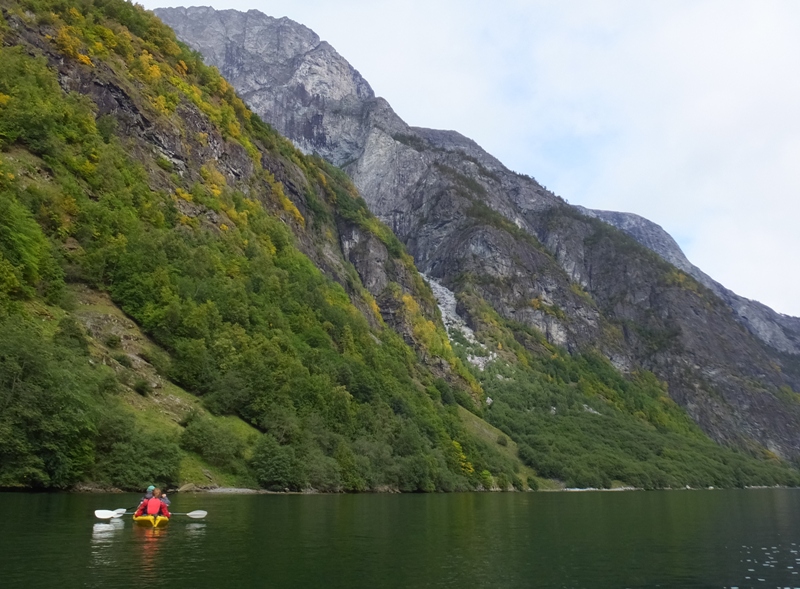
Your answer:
157,6 -> 800,459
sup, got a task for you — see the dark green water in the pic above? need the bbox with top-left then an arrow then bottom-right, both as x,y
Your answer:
2,490 -> 800,588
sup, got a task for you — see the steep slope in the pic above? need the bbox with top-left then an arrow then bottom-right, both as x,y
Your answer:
577,207 -> 800,356
0,0 -> 526,492
157,6 -> 800,464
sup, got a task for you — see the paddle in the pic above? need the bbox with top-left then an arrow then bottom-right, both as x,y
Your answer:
95,508 -> 207,519
94,508 -> 127,519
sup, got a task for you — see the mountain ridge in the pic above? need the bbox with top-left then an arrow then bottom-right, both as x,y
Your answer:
155,6 -> 800,352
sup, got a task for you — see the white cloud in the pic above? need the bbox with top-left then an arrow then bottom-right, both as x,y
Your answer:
141,0 -> 800,316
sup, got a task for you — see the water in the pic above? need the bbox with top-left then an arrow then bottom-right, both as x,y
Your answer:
2,489 -> 800,588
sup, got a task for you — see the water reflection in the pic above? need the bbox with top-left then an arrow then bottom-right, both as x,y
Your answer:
91,518 -> 124,544
133,523 -> 170,584
90,518 -> 125,569
185,523 -> 206,537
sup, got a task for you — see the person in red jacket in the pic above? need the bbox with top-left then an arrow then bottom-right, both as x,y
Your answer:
134,488 -> 171,519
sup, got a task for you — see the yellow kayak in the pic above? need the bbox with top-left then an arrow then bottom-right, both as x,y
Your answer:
133,515 -> 170,527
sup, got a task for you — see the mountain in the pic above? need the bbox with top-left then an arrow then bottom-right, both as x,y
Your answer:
156,6 -> 800,468
0,0 -> 796,493
0,0 -> 530,492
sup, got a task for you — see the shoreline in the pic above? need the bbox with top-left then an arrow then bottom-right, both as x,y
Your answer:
2,483 -> 795,495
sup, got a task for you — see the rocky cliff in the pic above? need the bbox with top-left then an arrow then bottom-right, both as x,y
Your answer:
156,6 -> 800,463
578,207 -> 800,356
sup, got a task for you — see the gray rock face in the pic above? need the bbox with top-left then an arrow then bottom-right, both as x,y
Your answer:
578,207 -> 800,355
154,7 -> 376,167
157,6 -> 800,458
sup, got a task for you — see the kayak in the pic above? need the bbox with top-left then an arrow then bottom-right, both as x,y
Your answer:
133,515 -> 170,527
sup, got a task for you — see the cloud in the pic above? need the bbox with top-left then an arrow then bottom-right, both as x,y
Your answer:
141,0 -> 800,316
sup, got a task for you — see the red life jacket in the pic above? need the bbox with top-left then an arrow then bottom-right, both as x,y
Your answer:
146,497 -> 163,516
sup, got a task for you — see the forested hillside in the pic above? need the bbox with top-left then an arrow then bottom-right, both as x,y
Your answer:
0,0 -> 519,492
1,0 -> 798,493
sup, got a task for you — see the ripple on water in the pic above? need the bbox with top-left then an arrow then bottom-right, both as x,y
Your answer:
728,544 -> 800,589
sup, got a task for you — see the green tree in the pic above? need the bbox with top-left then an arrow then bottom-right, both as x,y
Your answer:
250,434 -> 300,491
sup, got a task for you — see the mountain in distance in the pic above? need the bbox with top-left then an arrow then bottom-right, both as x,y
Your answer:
157,6 -> 800,467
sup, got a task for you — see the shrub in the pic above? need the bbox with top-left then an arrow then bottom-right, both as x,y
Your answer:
479,469 -> 493,490
53,316 -> 89,355
112,353 -> 132,368
495,472 -> 510,490
250,434 -> 302,491
132,379 -> 149,396
180,415 -> 243,470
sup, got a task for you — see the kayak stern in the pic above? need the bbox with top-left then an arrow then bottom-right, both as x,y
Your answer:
133,515 -> 170,527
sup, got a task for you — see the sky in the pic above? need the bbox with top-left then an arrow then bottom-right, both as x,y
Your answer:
141,0 -> 800,317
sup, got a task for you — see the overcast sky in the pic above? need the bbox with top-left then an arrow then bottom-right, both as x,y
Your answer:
141,0 -> 800,317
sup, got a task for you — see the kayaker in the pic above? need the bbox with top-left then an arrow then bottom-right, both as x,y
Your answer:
141,484 -> 170,506
134,488 -> 171,519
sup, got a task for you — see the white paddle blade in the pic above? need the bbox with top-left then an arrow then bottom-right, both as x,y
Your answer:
112,508 -> 127,517
94,509 -> 120,519
186,510 -> 207,519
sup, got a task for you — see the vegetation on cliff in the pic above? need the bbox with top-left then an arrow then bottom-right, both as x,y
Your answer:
0,0 -> 514,491
451,288 -> 800,488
